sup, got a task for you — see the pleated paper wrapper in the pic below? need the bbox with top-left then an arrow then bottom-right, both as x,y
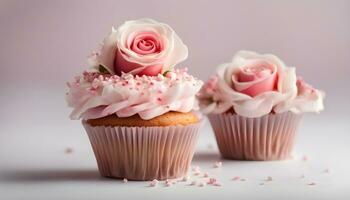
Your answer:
83,121 -> 202,181
208,112 -> 303,161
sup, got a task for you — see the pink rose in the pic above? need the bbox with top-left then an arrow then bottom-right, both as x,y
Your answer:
88,18 -> 188,76
199,51 -> 299,117
232,60 -> 278,97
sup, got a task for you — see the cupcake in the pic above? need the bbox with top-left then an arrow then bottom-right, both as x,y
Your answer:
198,50 -> 324,161
66,18 -> 203,180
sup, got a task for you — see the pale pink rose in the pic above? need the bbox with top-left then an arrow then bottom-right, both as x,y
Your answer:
199,51 -> 298,118
88,18 -> 188,76
199,51 -> 324,118
232,60 -> 278,97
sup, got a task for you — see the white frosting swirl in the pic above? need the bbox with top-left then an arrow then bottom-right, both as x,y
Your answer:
66,69 -> 203,120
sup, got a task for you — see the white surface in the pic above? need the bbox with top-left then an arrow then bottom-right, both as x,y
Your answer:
0,88 -> 349,200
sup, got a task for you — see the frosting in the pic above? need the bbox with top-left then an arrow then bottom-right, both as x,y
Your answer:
66,69 -> 203,120
198,50 -> 324,118
87,18 -> 188,76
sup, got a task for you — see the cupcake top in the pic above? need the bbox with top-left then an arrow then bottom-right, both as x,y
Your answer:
198,50 -> 324,118
66,18 -> 203,120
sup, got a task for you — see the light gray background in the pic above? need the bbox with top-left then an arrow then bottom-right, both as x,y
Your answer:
0,0 -> 349,199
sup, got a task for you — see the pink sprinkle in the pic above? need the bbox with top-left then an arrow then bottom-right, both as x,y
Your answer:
208,178 -> 217,184
198,182 -> 206,187
149,179 -> 158,187
232,176 -> 240,181
302,155 -> 308,161
203,173 -> 209,178
192,166 -> 200,172
123,178 -> 128,183
194,172 -> 201,176
213,182 -> 222,187
181,176 -> 190,182
64,148 -> 73,154
213,161 -> 222,168
165,182 -> 172,187
189,181 -> 197,186
308,182 -> 316,186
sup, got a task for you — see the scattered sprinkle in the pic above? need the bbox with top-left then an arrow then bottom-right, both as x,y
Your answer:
203,172 -> 209,178
123,178 -> 128,183
192,166 -> 200,172
323,168 -> 331,173
64,147 -> 73,154
194,172 -> 201,176
300,174 -> 305,179
165,182 -> 172,187
213,182 -> 222,187
181,176 -> 190,182
208,178 -> 217,185
265,176 -> 273,182
213,161 -> 222,168
198,182 -> 206,187
190,181 -> 197,186
240,178 -> 246,181
232,176 -> 240,181
302,155 -> 308,161
308,182 -> 316,186
149,179 -> 158,187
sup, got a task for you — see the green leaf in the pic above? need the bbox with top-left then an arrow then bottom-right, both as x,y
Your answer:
98,65 -> 109,74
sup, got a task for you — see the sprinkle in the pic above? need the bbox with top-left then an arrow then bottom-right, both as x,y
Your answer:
323,168 -> 331,173
259,183 -> 265,185
181,176 -> 190,182
240,178 -> 246,181
207,178 -> 217,185
190,181 -> 197,186
302,155 -> 308,161
308,182 -> 316,186
198,182 -> 206,187
149,179 -> 158,187
213,162 -> 222,168
232,176 -> 240,181
194,172 -> 201,176
213,182 -> 222,187
192,166 -> 200,172
265,176 -> 273,182
165,182 -> 172,187
123,178 -> 128,183
64,148 -> 73,154
203,172 -> 209,178
300,174 -> 305,179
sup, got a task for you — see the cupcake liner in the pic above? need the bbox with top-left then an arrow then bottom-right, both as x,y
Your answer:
82,121 -> 202,181
208,112 -> 303,161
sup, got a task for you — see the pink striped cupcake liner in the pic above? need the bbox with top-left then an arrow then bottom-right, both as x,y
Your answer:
83,121 -> 202,180
208,112 -> 303,161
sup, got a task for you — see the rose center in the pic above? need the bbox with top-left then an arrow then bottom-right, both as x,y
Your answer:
238,64 -> 274,82
131,32 -> 163,55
